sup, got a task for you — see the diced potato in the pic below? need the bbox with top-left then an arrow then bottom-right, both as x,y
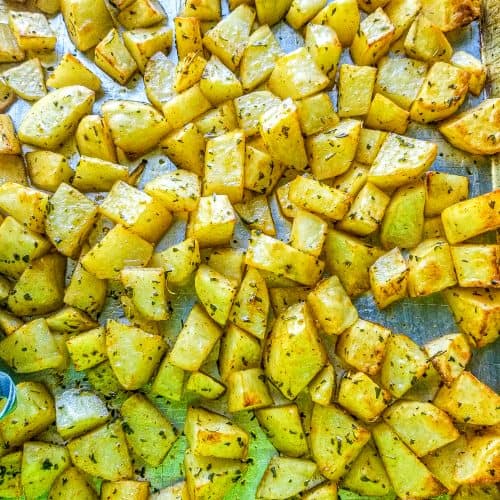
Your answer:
411,62 -> 469,123
434,371 -> 500,425
246,231 -> 325,286
3,58 -> 47,101
75,156 -> 130,192
186,371 -> 225,399
161,124 -> 204,176
46,306 -> 97,334
46,54 -> 100,93
287,0 -> 327,29
309,363 -> 335,406
21,441 -> 70,500
305,23 -> 341,80
0,155 -> 25,185
424,333 -> 471,386
184,449 -> 243,500
425,171 -> 469,217
365,93 -> 410,134
450,50 -> 486,95
380,333 -> 428,397
372,422 -> 445,499
121,394 -> 176,467
441,190 -> 500,243
332,163 -> 368,196
451,244 -> 499,288
342,441 -> 393,497
240,24 -> 282,91
207,247 -> 245,284
174,16 -> 203,59
123,26 -> 173,73
94,29 -> 137,85
368,133 -> 437,189
369,247 -> 409,309
101,481 -> 149,500
0,115 -> 20,155
67,421 -> 132,481
18,85 -> 95,150
439,98 -> 500,155
311,404 -> 371,481
307,275 -> 358,335
66,327 -> 106,371
144,52 -> 176,109
338,371 -> 391,422
338,64 -> 376,119
203,5 -> 255,71
61,0 -> 113,51
380,180 -> 426,249
290,209 -> 328,256
162,84 -> 212,130
256,404 -> 308,457
338,182 -> 391,236
185,407 -> 248,459
55,389 -> 109,440
270,286 -> 311,315
259,98 -> 307,170
235,193 -> 276,236
289,176 -> 351,221
8,11 -> 55,51
268,47 -> 329,100
0,318 -> 63,373
443,287 -> 500,348
265,301 -> 327,399
75,115 -> 116,163
235,92 -> 280,139
420,0 -> 480,32
306,119 -> 362,179
296,92 -> 338,136
150,238 -> 200,287
0,451 -> 22,498
0,381 -> 55,448
117,0 -> 166,29
168,303 -> 222,371
276,181 -> 300,218
174,52 -> 207,93
0,309 -> 23,336
106,320 -> 166,390
454,485 -> 500,499
255,0 -> 292,25
200,55 -> 242,105
26,151 -> 73,192
49,466 -> 97,499
195,100 -> 238,138
311,0 -> 360,46
227,367 -> 273,411
151,359 -> 185,401
35,0 -> 61,14
385,0 -> 422,40
257,456 -> 317,499
0,24 -> 25,62
324,229 -> 384,296
408,238 -> 457,297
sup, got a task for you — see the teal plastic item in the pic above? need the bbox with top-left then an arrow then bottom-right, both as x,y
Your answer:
0,372 -> 16,419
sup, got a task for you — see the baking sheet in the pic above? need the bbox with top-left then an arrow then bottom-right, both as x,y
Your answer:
0,0 -> 498,498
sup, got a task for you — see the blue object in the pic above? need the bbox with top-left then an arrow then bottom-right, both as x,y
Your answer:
0,372 -> 16,419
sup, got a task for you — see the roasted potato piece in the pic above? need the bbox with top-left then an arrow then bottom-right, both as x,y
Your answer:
235,90 -> 280,137
365,93 -> 410,134
49,466 -> 97,500
296,92 -> 338,136
425,171 -> 469,217
311,0 -> 360,46
3,58 -> 47,101
144,52 -> 176,109
337,64 -> 377,118
439,98 -> 500,155
72,156 -> 128,193
26,151 -> 73,192
305,23 -> 342,80
0,24 -> 25,62
0,452 -> 22,498
0,115 -> 20,155
173,51 -> 206,93
451,244 -> 500,288
101,481 -> 149,500
450,50 -> 487,95
227,367 -> 273,411
195,100 -> 238,138
255,0 -> 292,25
420,0 -> 480,32
332,163 -> 368,196
151,359 -> 185,402
174,16 -> 203,59
200,55 -> 242,104
309,363 -> 335,405
66,327 -> 106,371
286,0 -> 327,29
75,115 -> 116,163
8,11 -> 56,51
185,371 -> 226,399
207,247 -> 245,284
385,0 -> 423,40
290,209 -> 327,256
117,0 -> 166,29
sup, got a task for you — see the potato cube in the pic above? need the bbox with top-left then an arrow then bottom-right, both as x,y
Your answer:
425,171 -> 469,217
0,310 -> 23,336
311,0 -> 360,46
339,371 -> 391,422
354,129 -> 387,166
449,50 -> 485,95
235,90 -> 281,137
200,55 -> 243,105
150,359 -> 185,401
95,29 -> 137,85
441,190 -> 500,244
451,244 -> 500,288
173,52 -> 207,94
0,155 -> 26,185
311,404 -> 370,481
296,93 -> 338,136
290,210 -> 328,257
195,100 -> 238,139
351,7 -> 395,65
144,52 -> 176,109
372,423 -> 445,499
82,225 -> 152,280
309,363 -> 335,405
420,0 -> 480,32
246,230 -> 325,286
286,0 -> 327,29
385,0 -> 422,40
0,115 -> 20,155
61,0 -> 113,51
203,5 -> 255,71
185,371 -> 225,399
123,26 -> 173,74
66,327 -> 106,371
45,306 -> 97,334
47,52 -> 101,91
0,452 -> 20,498
150,238 -> 200,287
76,115 -> 116,163
25,151 -> 72,192
174,16 -> 203,59
305,23 -> 341,80
203,129 -> 245,203
365,93 -> 410,134
276,181 -> 300,218
0,24 -> 24,62
338,64 -> 376,118
368,133 -> 437,189
265,301 -> 327,399
338,182 -> 391,236
256,404 -> 308,457
187,194 -> 236,247
161,126 -> 204,177
240,24 -> 283,91
162,84 -> 212,130
434,371 -> 500,425
255,0 -> 292,25
3,58 -> 46,101
227,368 -> 273,411
325,229 -> 385,296
101,481 -> 149,500
381,333 -> 428,397
411,62 -> 469,123
49,466 -> 98,499
443,287 -> 500,348
332,162 -> 368,196
18,85 -> 95,150
117,0 -> 166,29
0,381 -> 55,448
268,47 -> 329,100
9,11 -> 56,51
235,193 -> 276,236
